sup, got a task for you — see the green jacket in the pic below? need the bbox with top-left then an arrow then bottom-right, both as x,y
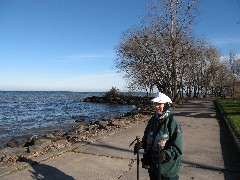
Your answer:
142,112 -> 182,177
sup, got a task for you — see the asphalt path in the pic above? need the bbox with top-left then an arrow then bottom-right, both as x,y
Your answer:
0,99 -> 240,180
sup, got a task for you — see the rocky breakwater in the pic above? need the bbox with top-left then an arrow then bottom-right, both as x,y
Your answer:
83,94 -> 152,105
0,96 -> 153,169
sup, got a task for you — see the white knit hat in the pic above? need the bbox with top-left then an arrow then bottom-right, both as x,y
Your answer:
151,92 -> 172,103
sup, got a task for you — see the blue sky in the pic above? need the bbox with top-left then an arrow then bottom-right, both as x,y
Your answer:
0,0 -> 239,92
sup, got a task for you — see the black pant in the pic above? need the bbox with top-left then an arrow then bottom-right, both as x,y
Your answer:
148,170 -> 179,180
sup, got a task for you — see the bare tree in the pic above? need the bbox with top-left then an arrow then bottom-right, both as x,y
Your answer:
235,57 -> 240,79
228,52 -> 240,97
115,28 -> 163,95
115,0 -> 237,100
141,0 -> 201,99
181,38 -> 206,97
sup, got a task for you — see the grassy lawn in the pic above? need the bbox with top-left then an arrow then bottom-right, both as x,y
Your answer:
216,99 -> 240,136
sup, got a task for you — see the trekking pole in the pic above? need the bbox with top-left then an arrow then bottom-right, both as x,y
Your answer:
129,136 -> 141,180
136,136 -> 140,180
157,144 -> 162,180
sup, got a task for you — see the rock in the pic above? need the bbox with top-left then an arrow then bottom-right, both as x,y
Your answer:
28,146 -> 41,153
84,125 -> 97,132
83,95 -> 152,105
52,140 -> 71,149
74,126 -> 85,134
93,120 -> 101,125
108,120 -> 126,128
66,135 -> 79,143
125,121 -> 131,125
53,130 -> 64,137
71,115 -> 86,120
24,139 -> 34,147
33,138 -> 52,148
98,124 -> 107,130
6,139 -> 26,148
45,133 -> 56,139
72,123 -> 85,130
75,119 -> 85,123
1,155 -> 10,163
6,139 -> 18,148
101,116 -> 110,121
0,147 -> 27,164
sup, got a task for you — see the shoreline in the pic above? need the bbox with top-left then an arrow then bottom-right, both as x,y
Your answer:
0,103 -> 154,169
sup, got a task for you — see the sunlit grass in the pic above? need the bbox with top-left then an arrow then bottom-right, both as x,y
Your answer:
217,99 -> 240,136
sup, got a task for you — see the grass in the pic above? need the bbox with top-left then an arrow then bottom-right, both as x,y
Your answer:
217,99 -> 240,136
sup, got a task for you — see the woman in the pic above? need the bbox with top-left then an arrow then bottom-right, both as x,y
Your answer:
141,92 -> 182,180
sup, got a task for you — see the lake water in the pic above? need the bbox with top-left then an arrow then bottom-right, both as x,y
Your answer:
0,91 -> 137,146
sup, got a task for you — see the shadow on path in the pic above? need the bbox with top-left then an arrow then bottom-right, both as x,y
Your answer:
215,103 -> 240,180
81,137 -> 240,175
182,159 -> 240,174
24,159 -> 74,180
81,140 -> 136,153
173,100 -> 240,179
173,100 -> 216,119
174,111 -> 216,119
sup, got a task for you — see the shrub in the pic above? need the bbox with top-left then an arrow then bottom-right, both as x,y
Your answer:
104,87 -> 123,98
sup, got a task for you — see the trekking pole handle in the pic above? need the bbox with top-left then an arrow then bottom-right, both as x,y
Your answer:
129,136 -> 140,147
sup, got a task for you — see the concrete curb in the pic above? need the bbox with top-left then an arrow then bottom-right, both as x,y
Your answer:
214,100 -> 240,156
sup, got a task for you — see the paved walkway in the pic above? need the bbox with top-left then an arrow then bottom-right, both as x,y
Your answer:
0,99 -> 240,180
